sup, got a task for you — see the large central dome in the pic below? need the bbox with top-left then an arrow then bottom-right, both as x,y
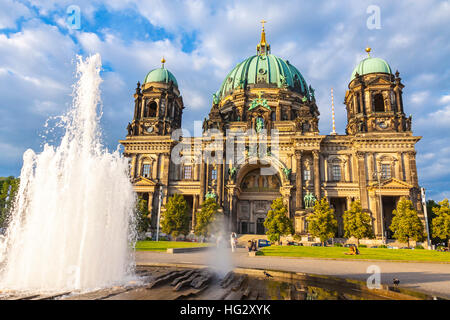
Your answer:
217,25 -> 310,100
218,54 -> 309,99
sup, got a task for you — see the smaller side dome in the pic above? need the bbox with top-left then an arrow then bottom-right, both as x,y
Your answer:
351,55 -> 392,81
144,58 -> 178,87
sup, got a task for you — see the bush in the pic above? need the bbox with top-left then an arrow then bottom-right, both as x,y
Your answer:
334,243 -> 343,247
379,244 -> 388,248
358,244 -> 367,248
415,245 -> 425,249
293,234 -> 302,241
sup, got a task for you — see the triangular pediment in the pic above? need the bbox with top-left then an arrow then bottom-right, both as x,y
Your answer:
368,177 -> 412,190
366,76 -> 392,86
134,177 -> 158,187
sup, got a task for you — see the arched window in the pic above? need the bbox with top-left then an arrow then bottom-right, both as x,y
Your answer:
332,164 -> 341,181
142,163 -> 151,178
144,101 -> 157,117
381,164 -> 391,179
356,93 -> 361,113
211,169 -> 217,180
373,93 -> 385,112
184,165 -> 192,180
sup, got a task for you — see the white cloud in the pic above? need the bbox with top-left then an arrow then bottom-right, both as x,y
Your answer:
409,91 -> 430,105
1,0 -> 450,198
0,0 -> 30,29
439,95 -> 450,105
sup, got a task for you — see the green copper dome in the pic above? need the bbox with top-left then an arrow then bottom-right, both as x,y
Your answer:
351,57 -> 392,81
218,54 -> 309,99
144,66 -> 178,87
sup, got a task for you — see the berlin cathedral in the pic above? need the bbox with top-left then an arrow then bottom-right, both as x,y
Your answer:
120,24 -> 424,240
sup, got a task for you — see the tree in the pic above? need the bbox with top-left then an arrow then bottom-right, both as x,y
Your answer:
390,197 -> 425,247
343,200 -> 374,246
135,196 -> 151,234
307,198 -> 337,246
431,199 -> 450,248
264,197 -> 294,243
426,199 -> 439,244
161,194 -> 190,238
0,176 -> 19,227
195,197 -> 220,238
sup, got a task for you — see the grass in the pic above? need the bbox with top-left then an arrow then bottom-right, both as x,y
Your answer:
257,246 -> 450,263
135,240 -> 211,252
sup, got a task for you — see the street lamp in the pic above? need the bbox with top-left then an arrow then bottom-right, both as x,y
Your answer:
156,185 -> 164,242
373,169 -> 385,244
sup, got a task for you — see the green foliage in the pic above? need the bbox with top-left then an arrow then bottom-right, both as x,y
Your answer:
426,199 -> 440,244
307,198 -> 338,245
343,200 -> 374,245
293,233 -> 302,241
334,243 -> 343,247
390,197 -> 425,247
195,197 -> 220,237
358,244 -> 367,248
263,197 -> 294,243
161,194 -> 190,237
431,199 -> 450,247
415,245 -> 425,249
0,176 -> 19,227
136,196 -> 150,234
379,244 -> 387,248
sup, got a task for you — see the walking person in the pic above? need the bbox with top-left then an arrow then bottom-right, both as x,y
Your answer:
230,232 -> 237,252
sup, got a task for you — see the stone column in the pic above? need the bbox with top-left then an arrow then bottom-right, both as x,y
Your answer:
320,153 -> 326,181
356,152 -> 369,208
346,154 -> 352,182
148,192 -> 154,215
346,196 -> 352,211
231,195 -> 238,233
192,195 -> 198,230
404,152 -> 412,184
130,155 -> 137,178
199,161 -> 206,205
368,152 -> 375,182
397,152 -> 404,181
312,150 -> 320,199
217,161 -> 223,206
369,195 -> 380,237
323,154 -> 328,182
408,151 -> 419,187
295,151 -> 303,210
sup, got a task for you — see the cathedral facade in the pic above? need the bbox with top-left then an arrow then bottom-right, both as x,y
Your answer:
120,26 -> 424,240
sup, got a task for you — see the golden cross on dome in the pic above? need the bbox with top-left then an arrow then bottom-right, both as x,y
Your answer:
161,56 -> 166,68
257,91 -> 264,101
260,19 -> 267,30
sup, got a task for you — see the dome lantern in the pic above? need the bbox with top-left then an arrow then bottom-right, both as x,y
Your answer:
257,19 -> 271,55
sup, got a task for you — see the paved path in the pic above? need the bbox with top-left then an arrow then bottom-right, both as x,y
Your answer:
136,248 -> 450,299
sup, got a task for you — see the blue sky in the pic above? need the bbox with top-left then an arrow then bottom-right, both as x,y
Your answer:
0,0 -> 449,201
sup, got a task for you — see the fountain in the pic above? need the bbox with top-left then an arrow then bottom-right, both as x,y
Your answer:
0,54 -> 137,293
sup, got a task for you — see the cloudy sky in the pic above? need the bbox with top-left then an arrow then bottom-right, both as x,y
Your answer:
0,0 -> 449,200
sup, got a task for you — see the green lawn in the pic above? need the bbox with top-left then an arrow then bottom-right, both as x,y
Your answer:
135,240 -> 211,252
257,246 -> 450,263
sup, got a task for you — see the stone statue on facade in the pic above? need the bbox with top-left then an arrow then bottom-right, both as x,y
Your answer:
126,122 -> 133,136
205,189 -> 217,200
282,167 -> 291,180
304,191 -> 316,209
228,167 -> 237,182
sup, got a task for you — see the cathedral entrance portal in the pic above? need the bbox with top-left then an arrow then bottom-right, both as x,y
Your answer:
256,218 -> 265,235
236,167 -> 282,234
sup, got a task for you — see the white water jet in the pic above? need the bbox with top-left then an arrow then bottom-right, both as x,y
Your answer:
0,54 -> 137,293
